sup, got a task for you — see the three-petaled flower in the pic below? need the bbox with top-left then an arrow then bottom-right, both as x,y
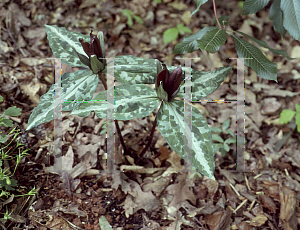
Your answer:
77,29 -> 106,74
156,64 -> 182,102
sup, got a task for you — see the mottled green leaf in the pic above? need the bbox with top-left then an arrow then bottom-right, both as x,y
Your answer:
157,100 -> 215,179
26,69 -> 97,130
175,66 -> 232,101
45,25 -> 90,67
70,84 -> 160,120
112,56 -> 158,84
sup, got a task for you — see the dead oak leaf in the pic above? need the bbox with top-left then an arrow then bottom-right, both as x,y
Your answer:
123,179 -> 160,218
164,173 -> 197,216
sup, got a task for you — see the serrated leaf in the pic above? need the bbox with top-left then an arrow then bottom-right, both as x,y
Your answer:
231,34 -> 277,81
45,25 -> 90,67
157,100 -> 215,179
163,28 -> 179,44
234,31 -> 293,60
242,0 -> 270,15
173,27 -> 215,54
175,66 -> 232,101
280,0 -> 300,41
269,0 -> 287,37
191,0 -> 209,16
279,109 -> 296,124
197,27 -> 227,53
26,69 -> 97,131
3,106 -> 22,117
70,84 -> 160,120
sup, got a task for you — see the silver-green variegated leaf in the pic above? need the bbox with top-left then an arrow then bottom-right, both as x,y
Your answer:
45,25 -> 90,68
70,84 -> 160,120
171,66 -> 232,101
197,27 -> 227,53
157,100 -> 215,179
111,56 -> 158,84
173,27 -> 215,54
231,34 -> 277,81
26,69 -> 98,131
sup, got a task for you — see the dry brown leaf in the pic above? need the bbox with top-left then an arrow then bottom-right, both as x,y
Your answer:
123,179 -> 160,218
250,214 -> 268,227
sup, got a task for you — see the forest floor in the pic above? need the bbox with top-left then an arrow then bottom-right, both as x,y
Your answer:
1,0 -> 300,229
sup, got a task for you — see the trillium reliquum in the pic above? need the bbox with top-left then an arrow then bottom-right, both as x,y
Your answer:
74,29 -> 106,74
71,59 -> 219,179
26,25 -> 232,180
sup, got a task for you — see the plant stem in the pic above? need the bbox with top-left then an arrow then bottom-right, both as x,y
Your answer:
212,0 -> 222,29
99,73 -> 129,154
139,102 -> 163,158
139,112 -> 158,158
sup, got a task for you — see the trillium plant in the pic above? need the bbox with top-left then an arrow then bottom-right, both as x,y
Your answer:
25,0 -> 299,181
26,25 -> 233,180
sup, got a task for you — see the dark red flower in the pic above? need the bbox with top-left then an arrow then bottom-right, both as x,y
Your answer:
156,64 -> 182,102
79,29 -> 104,64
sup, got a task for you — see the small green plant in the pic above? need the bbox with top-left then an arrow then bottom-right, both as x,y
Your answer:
279,104 -> 300,133
0,95 -> 22,144
121,9 -> 144,27
0,95 -> 32,196
0,96 -> 38,226
163,24 -> 192,44
211,119 -> 236,157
